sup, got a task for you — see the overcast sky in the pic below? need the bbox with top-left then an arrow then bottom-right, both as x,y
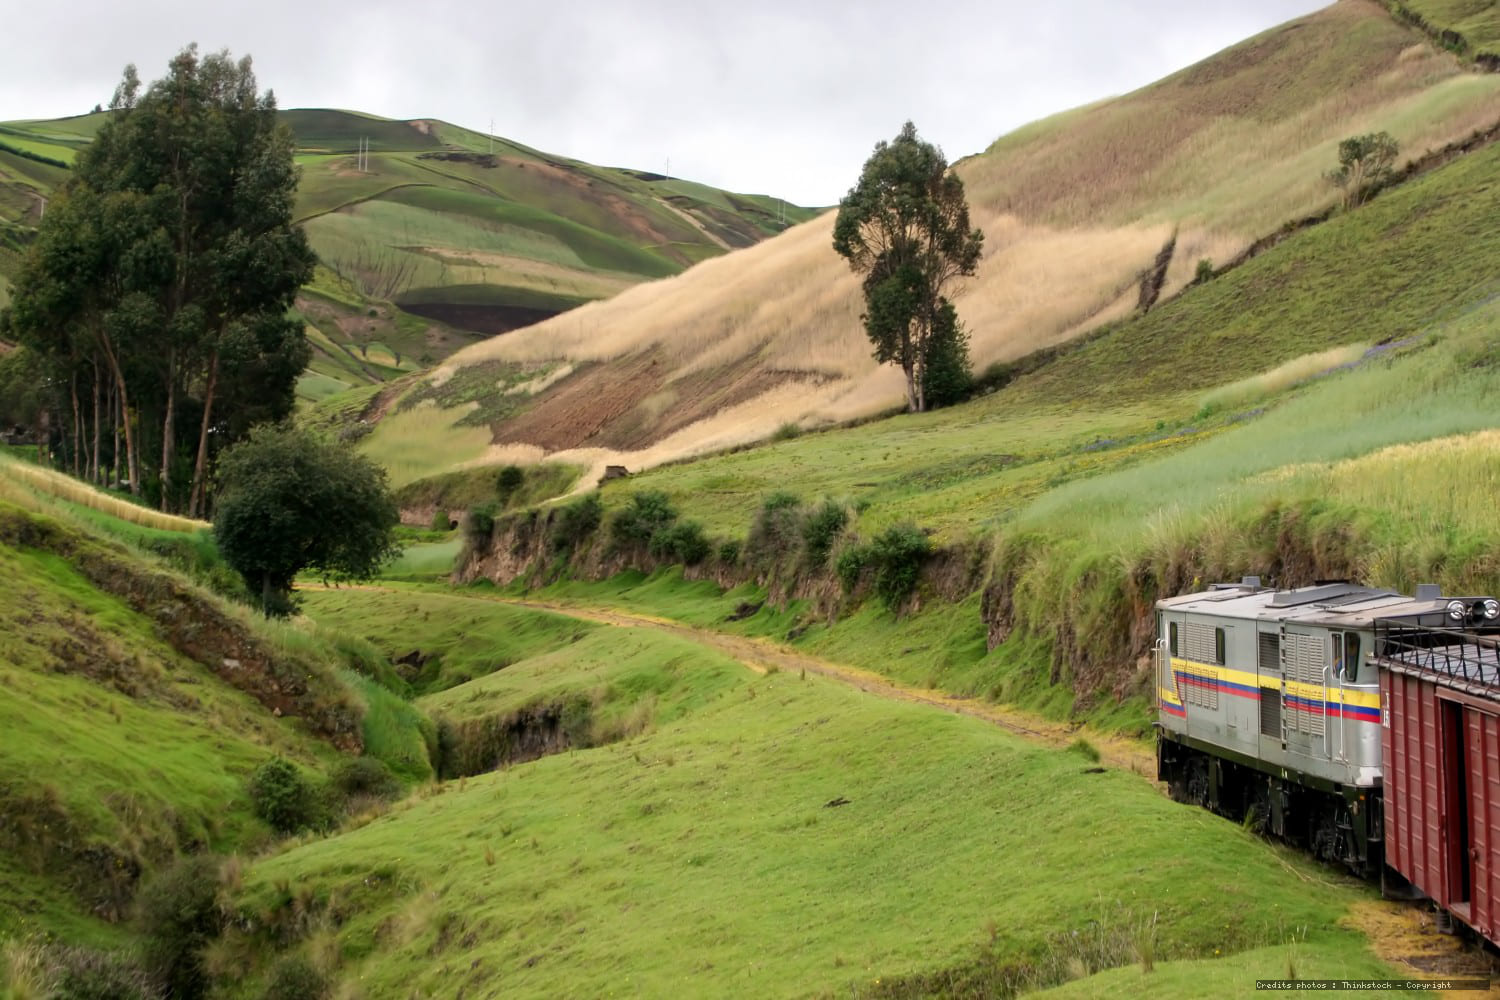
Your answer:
6,0 -> 1328,206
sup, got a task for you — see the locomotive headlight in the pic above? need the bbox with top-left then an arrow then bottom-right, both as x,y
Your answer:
1447,600 -> 1467,621
1484,599 -> 1500,620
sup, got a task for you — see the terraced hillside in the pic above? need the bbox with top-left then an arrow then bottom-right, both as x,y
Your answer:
0,108 -> 816,400
388,0 -> 1500,489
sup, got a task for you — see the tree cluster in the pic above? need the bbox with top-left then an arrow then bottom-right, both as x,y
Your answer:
1,46 -> 315,515
833,122 -> 983,413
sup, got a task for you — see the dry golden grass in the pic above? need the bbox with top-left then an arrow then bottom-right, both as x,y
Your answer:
1199,344 -> 1369,413
0,455 -> 208,533
430,0 -> 1500,478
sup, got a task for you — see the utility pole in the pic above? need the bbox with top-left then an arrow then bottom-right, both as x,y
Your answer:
665,156 -> 670,181
489,118 -> 494,155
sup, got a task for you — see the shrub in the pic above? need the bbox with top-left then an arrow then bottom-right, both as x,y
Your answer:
772,422 -> 802,441
835,545 -> 869,594
463,502 -> 496,541
649,520 -> 710,565
429,508 -> 452,532
550,494 -> 603,552
801,500 -> 848,568
496,465 -> 524,503
610,490 -> 677,548
869,523 -> 930,611
137,855 -> 224,1000
262,953 -> 327,1000
249,758 -> 320,834
746,492 -> 803,567
51,946 -> 159,1000
718,539 -> 742,566
1194,258 -> 1214,284
333,757 -> 401,801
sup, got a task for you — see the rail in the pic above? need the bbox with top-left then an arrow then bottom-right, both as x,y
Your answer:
1374,619 -> 1500,692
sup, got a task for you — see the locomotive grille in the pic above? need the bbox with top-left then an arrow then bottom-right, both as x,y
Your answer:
1284,632 -> 1326,737
1184,623 -> 1221,665
1259,688 -> 1280,738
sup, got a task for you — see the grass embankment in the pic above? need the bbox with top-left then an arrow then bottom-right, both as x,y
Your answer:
0,507 -> 350,943
0,464 -> 445,946
240,585 -> 1396,999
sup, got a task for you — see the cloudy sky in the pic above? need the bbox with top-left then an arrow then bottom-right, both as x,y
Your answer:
6,0 -> 1327,206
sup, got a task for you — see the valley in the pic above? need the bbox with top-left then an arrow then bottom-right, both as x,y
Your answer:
6,0 -> 1500,996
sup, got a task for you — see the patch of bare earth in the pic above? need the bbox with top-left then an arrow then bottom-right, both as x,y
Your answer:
490,350 -> 819,452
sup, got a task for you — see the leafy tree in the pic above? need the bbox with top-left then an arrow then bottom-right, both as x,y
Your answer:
1326,132 -> 1399,209
213,424 -> 399,615
920,300 -> 972,409
833,122 -> 983,412
5,46 -> 315,514
496,464 -> 524,503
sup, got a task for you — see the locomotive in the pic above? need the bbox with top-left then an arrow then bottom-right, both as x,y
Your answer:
1155,579 -> 1500,943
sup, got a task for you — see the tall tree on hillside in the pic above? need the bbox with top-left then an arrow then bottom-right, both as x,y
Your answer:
833,122 -> 983,413
1326,131 -> 1399,210
4,45 -> 315,513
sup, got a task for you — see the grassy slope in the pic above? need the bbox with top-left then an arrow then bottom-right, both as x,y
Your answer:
414,1 -> 1500,483
597,132 -> 1500,540
1399,0 -> 1500,55
0,508 -> 343,943
237,585 -> 1396,999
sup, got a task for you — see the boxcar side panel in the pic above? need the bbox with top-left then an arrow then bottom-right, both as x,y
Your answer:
1465,707 -> 1500,941
1383,670 -> 1449,904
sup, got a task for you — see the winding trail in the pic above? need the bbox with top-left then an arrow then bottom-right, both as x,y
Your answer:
315,582 -> 1156,775
308,581 -> 1498,982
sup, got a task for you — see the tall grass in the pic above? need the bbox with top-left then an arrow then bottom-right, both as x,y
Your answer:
0,455 -> 206,533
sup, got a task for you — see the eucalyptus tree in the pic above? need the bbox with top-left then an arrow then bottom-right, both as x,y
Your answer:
833,122 -> 984,412
6,45 -> 314,512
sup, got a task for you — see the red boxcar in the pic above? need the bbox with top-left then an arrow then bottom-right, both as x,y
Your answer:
1380,622 -> 1500,944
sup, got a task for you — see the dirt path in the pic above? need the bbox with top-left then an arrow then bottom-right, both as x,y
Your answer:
449,589 -> 1156,777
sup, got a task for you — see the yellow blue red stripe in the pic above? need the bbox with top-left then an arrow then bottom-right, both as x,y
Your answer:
1162,657 -> 1380,723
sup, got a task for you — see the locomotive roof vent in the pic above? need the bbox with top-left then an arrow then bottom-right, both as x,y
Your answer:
1242,575 -> 1261,588
1415,584 -> 1441,601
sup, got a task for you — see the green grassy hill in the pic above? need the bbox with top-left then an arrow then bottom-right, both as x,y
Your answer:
217,584 -> 1399,999
0,458 -> 433,961
0,108 -> 817,401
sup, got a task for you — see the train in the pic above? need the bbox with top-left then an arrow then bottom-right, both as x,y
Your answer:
1154,578 -> 1500,944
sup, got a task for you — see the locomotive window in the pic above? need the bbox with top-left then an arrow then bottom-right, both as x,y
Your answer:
1344,632 -> 1361,682
1169,622 -> 1178,656
1332,634 -> 1343,676
1214,627 -> 1225,666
